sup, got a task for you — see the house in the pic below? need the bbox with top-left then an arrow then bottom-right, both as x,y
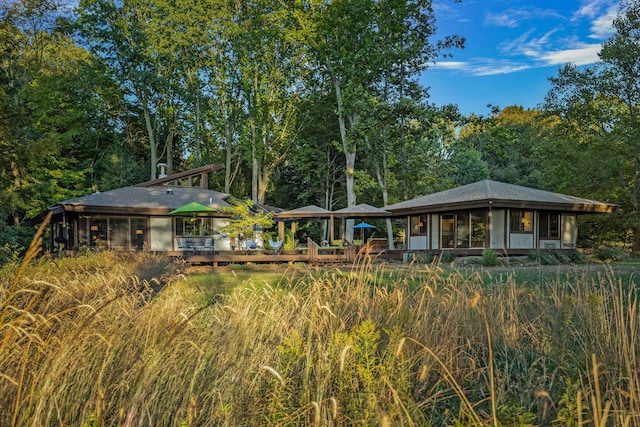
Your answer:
43,164 -> 278,253
385,180 -> 619,255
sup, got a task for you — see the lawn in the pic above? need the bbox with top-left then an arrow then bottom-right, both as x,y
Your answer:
182,259 -> 640,302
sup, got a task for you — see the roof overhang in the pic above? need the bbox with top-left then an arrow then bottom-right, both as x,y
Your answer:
388,199 -> 621,216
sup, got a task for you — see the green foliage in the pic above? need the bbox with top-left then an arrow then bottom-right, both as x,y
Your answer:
451,148 -> 490,186
593,246 -> 630,262
481,249 -> 499,266
220,198 -> 274,240
527,251 -> 558,265
542,2 -> 640,253
568,251 -> 587,264
440,250 -> 456,264
0,223 -> 34,266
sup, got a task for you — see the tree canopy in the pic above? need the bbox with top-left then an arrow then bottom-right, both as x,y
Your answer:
1,0 -> 639,257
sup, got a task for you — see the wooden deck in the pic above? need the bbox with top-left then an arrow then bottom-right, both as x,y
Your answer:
168,238 -> 404,266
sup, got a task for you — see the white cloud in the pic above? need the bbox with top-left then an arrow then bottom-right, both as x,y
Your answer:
485,7 -> 562,28
431,59 -> 531,76
539,43 -> 603,66
573,0 -> 608,19
589,5 -> 617,38
431,61 -> 468,70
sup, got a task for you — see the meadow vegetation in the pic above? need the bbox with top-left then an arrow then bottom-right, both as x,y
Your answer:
1,243 -> 640,425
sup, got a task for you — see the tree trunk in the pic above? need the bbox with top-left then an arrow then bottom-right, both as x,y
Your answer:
369,133 -> 395,250
251,120 -> 258,203
329,61 -> 357,241
224,117 -> 234,194
11,161 -> 21,224
139,91 -> 157,180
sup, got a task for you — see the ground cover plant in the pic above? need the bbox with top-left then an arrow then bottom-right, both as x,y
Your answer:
1,243 -> 640,425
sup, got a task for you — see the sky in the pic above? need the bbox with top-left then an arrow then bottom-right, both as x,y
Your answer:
423,0 -> 620,116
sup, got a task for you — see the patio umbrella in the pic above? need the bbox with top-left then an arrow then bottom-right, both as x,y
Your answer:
168,201 -> 216,215
353,221 -> 376,242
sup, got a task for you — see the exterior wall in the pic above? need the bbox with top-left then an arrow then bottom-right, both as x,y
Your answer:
214,219 -> 232,251
150,217 -> 173,251
562,214 -> 577,249
509,233 -> 534,249
409,235 -> 429,250
539,239 -> 561,249
431,215 -> 439,249
489,210 -> 505,249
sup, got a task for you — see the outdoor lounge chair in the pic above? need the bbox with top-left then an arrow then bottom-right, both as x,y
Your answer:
268,239 -> 284,254
269,240 -> 284,251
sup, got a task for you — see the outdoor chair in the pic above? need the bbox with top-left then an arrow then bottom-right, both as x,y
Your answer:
268,239 -> 284,254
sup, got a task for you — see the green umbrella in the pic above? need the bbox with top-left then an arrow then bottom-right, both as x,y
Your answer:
169,201 -> 216,215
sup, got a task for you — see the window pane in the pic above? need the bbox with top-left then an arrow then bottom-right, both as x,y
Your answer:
410,215 -> 427,235
109,218 -> 129,250
131,219 -> 148,250
441,215 -> 455,248
510,211 -> 533,232
456,214 -> 470,248
470,212 -> 486,247
89,219 -> 108,248
540,213 -> 560,239
549,214 -> 559,238
184,218 -> 205,236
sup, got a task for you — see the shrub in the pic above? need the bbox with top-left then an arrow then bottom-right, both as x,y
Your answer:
568,251 -> 587,264
527,250 -> 558,265
415,252 -> 434,264
0,222 -> 34,267
481,249 -> 499,266
552,251 -> 572,264
593,247 -> 630,262
440,250 -> 455,263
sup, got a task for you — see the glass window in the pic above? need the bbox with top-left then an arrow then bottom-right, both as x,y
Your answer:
441,215 -> 455,248
109,218 -> 130,250
510,211 -> 533,233
456,214 -> 470,248
470,212 -> 486,247
131,219 -> 148,250
410,215 -> 428,235
176,217 -> 213,236
89,219 -> 108,248
539,213 -> 560,239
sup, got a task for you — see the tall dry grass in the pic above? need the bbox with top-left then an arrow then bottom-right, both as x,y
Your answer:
1,244 -> 639,425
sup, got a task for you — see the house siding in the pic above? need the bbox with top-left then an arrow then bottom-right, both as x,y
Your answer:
490,210 -> 506,250
562,214 -> 577,249
150,217 -> 173,251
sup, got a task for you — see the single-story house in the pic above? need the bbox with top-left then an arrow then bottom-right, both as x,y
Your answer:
385,180 -> 619,255
41,164 -> 279,253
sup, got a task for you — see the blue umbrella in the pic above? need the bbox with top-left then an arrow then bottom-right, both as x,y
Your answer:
353,222 -> 376,242
353,222 -> 376,229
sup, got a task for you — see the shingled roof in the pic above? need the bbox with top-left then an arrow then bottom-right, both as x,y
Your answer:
275,205 -> 333,219
54,186 -> 232,215
386,180 -> 619,215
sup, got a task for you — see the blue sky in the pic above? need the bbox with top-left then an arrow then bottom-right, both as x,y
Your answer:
423,0 -> 620,116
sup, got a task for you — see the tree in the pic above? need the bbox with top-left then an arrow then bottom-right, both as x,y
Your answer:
454,106 -> 546,188
542,1 -> 640,253
220,198 -> 275,245
77,0 -> 186,180
305,0 -> 463,240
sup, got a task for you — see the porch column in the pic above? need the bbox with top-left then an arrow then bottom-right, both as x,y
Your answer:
278,221 -> 285,242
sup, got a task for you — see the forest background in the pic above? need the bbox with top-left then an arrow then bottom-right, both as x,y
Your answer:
2,0 -> 640,263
